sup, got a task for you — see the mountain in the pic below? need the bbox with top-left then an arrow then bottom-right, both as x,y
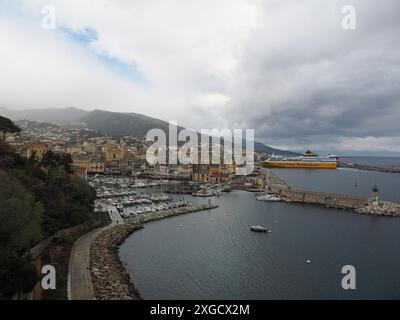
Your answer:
0,107 -> 88,125
0,107 -> 297,155
80,109 -> 179,137
253,141 -> 297,155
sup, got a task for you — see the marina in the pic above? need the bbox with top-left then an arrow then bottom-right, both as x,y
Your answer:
86,162 -> 400,300
91,175 -> 223,219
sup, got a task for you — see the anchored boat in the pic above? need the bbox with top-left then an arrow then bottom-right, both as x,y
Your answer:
250,225 -> 268,232
256,194 -> 282,202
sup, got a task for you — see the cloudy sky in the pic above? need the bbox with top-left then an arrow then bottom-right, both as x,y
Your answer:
0,0 -> 399,155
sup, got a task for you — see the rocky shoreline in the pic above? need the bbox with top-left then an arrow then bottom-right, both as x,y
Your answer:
355,201 -> 400,217
90,203 -> 218,300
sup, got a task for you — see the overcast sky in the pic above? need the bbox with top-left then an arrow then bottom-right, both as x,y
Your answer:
0,0 -> 399,155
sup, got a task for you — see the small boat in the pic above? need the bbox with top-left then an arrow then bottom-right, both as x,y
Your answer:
256,194 -> 282,202
250,225 -> 268,232
306,259 -> 311,264
192,189 -> 214,197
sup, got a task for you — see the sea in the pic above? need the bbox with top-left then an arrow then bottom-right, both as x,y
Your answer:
119,157 -> 400,299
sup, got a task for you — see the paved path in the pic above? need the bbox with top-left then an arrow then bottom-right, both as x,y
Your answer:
106,204 -> 124,224
68,205 -> 123,300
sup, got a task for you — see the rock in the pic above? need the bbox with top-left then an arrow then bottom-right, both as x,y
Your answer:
355,200 -> 400,217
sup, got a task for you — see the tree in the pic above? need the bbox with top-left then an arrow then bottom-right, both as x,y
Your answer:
0,170 -> 43,298
41,150 -> 72,173
0,116 -> 21,140
0,139 -> 98,297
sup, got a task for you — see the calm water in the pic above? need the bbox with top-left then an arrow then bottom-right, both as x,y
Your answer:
120,160 -> 400,300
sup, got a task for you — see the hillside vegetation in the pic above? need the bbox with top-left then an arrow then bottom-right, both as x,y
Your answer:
0,118 -> 97,298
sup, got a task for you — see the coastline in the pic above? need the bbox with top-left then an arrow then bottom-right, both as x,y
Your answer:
90,203 -> 218,300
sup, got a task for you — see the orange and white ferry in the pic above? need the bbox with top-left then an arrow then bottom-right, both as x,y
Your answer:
260,150 -> 339,169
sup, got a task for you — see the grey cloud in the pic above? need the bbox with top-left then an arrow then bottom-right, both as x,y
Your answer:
224,0 -> 400,151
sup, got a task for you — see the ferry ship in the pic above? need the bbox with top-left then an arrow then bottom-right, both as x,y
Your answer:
260,150 -> 338,169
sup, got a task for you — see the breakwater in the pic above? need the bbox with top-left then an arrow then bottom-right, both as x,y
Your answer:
355,201 -> 400,216
340,162 -> 400,173
90,203 -> 218,300
266,171 -> 400,216
268,184 -> 368,210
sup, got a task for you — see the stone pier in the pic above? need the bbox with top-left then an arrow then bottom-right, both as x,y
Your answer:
264,171 -> 400,216
90,203 -> 218,300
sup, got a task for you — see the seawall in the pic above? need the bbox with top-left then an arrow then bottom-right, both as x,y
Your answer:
90,203 -> 218,300
265,171 -> 400,216
268,184 -> 368,210
340,162 -> 400,173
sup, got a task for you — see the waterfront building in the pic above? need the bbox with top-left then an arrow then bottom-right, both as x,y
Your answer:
20,142 -> 52,160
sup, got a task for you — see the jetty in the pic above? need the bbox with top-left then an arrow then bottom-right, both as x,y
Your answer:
90,202 -> 218,300
339,162 -> 400,173
267,184 -> 368,210
264,171 -> 400,216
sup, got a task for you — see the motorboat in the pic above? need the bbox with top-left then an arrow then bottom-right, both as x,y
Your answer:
256,194 -> 282,202
192,189 -> 214,197
250,225 -> 268,232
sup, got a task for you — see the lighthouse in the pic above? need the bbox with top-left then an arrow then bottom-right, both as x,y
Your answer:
371,183 -> 379,206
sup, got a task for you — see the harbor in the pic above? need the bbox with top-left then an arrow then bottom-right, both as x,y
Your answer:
82,159 -> 400,300
91,164 -> 400,220
118,167 -> 400,300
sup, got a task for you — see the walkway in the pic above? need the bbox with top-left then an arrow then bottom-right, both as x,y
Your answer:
68,205 -> 123,300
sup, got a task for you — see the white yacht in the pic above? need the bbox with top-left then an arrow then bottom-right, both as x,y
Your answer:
256,194 -> 282,202
250,225 -> 268,232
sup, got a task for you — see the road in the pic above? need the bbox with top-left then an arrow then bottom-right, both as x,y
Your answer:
68,205 -> 123,300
